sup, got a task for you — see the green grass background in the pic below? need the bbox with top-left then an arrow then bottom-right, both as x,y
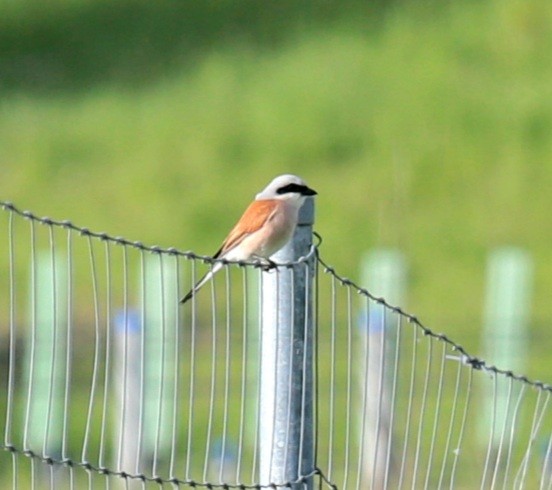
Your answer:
1,0 -> 552,485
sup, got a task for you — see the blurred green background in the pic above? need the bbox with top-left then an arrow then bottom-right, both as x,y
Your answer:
1,0 -> 552,382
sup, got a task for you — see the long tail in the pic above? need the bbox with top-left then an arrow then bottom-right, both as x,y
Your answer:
180,262 -> 223,304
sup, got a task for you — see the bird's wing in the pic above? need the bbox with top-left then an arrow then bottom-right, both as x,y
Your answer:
214,199 -> 279,258
181,199 -> 279,304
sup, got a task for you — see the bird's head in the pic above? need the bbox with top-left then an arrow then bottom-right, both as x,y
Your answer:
256,174 -> 317,205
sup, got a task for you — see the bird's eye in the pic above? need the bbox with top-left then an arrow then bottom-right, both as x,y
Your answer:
276,183 -> 304,195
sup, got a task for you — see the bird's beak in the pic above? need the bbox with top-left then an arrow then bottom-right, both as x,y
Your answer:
302,186 -> 317,196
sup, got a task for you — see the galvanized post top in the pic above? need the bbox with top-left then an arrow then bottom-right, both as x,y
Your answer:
297,196 -> 315,226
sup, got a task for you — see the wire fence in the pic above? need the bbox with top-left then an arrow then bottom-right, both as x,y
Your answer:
1,199 -> 552,489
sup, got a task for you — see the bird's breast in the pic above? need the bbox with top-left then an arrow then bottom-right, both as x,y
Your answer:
256,203 -> 299,257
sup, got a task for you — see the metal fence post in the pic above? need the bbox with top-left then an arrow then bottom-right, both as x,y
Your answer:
259,197 -> 315,489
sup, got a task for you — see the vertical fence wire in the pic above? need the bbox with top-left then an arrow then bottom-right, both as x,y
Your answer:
22,217 -> 37,455
398,323 -> 417,488
423,340 -> 446,490
489,376 -> 513,490
152,252 -> 166,480
383,312 -> 401,490
502,383 -> 527,489
235,266 -> 248,485
170,253 -> 181,485
64,226 -> 74,488
184,258 -> 196,483
6,210 -> 17,487
327,273 -> 337,482
116,244 -> 128,474
98,239 -> 112,472
202,265 -> 218,484
354,296 -> 367,490
136,246 -> 147,478
436,349 -> 461,489
250,267 -> 262,485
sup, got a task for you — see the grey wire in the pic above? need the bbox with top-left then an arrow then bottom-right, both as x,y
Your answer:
540,428 -> 552,489
31,457 -> 36,490
423,340 -> 446,490
62,228 -> 73,470
43,226 -> 58,460
98,240 -> 112,470
449,367 -> 474,490
6,211 -> 17,489
203,268 -> 219,483
383,312 -> 402,490
23,218 -> 37,453
342,287 -> 353,490
153,252 -> 167,479
169,254 -> 181,483
533,393 -> 551,484
370,304 -> 387,490
490,376 -> 514,490
327,273 -> 337,480
312,256 -> 320,484
251,268 -> 263,484
70,463 -> 75,490
548,452 -> 552,490
11,449 -> 17,490
117,245 -> 129,472
219,266 -> 232,484
398,324 -> 418,489
5,210 -> 16,448
436,351 -> 463,489
135,248 -> 147,475
411,334 -> 432,490
502,384 -> 527,489
185,258 -> 197,481
514,390 -> 550,488
81,234 -> 102,465
355,296 -> 370,490
236,267 -> 249,485
481,372 -> 498,490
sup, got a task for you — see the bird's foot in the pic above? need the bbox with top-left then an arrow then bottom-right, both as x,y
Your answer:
259,258 -> 278,272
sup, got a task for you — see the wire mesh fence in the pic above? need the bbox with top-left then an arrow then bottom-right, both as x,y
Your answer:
1,199 -> 552,489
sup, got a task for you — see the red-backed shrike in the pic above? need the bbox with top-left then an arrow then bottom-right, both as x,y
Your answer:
180,174 -> 317,304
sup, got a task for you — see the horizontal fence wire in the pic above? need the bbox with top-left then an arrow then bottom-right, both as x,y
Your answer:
1,200 -> 552,489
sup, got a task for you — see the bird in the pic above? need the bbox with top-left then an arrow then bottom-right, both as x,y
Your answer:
180,174 -> 317,304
